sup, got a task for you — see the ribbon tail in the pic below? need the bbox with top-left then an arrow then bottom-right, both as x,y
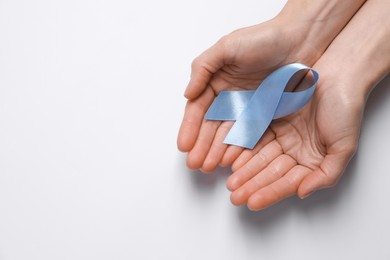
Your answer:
205,90 -> 254,120
222,78 -> 285,149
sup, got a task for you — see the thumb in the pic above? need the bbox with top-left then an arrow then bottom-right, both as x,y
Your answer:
297,149 -> 356,198
184,38 -> 227,100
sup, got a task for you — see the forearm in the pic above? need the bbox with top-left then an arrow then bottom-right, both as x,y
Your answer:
276,0 -> 366,63
316,0 -> 390,99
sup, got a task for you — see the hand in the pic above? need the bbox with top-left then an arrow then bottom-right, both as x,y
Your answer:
226,0 -> 390,211
226,77 -> 363,210
177,19 -> 314,172
177,0 -> 365,172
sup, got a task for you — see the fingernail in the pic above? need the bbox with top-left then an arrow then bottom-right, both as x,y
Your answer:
300,191 -> 315,199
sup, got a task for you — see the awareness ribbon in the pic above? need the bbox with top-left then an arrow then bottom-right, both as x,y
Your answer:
204,63 -> 319,149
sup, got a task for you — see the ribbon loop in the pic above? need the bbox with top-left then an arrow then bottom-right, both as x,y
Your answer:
205,63 -> 319,149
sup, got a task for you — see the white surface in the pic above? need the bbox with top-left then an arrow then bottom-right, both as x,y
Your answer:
1,0 -> 390,259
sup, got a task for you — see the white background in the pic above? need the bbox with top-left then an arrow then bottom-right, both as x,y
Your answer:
1,0 -> 390,259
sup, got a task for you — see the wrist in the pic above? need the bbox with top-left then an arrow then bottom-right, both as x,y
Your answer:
314,52 -> 389,106
275,0 -> 366,65
314,1 -> 390,101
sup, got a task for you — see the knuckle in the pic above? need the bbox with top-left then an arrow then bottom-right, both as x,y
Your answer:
346,142 -> 358,157
217,34 -> 235,52
325,175 -> 339,188
265,163 -> 279,178
254,151 -> 268,165
217,34 -> 230,46
219,122 -> 233,132
191,56 -> 202,70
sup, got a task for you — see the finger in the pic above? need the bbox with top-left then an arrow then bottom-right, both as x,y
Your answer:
247,165 -> 311,211
230,154 -> 296,206
177,87 -> 215,152
186,119 -> 221,171
184,40 -> 227,100
201,121 -> 234,173
231,130 -> 275,172
220,121 -> 275,168
227,140 -> 283,192
297,149 -> 355,198
220,145 -> 244,167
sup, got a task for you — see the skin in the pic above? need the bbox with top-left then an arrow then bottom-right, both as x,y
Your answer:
228,0 -> 390,210
177,0 -> 390,210
178,0 -> 366,173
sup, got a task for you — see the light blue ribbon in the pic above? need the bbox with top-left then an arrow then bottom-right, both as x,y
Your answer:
205,63 -> 319,149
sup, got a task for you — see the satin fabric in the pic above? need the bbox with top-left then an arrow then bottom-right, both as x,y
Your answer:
205,63 -> 319,149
